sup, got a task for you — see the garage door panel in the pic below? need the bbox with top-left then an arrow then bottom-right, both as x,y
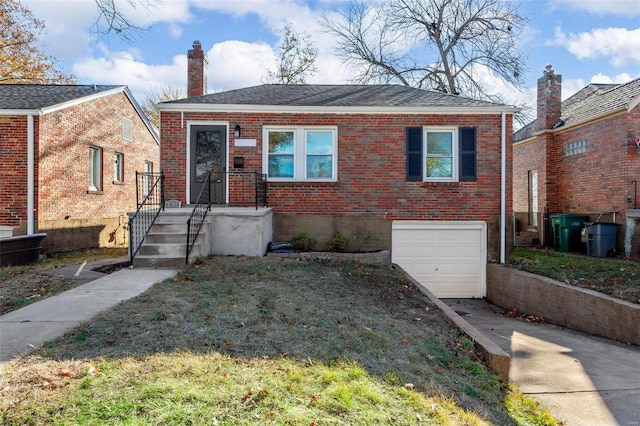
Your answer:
392,221 -> 487,298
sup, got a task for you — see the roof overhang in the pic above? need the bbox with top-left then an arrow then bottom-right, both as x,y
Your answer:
0,86 -> 159,143
40,86 -> 127,115
0,109 -> 40,116
156,103 -> 521,115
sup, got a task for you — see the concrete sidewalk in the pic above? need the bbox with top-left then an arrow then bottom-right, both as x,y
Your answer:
0,266 -> 176,362
445,298 -> 640,426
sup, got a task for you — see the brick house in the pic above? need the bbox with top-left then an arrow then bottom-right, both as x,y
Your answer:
513,66 -> 640,258
152,41 -> 518,298
0,84 -> 159,253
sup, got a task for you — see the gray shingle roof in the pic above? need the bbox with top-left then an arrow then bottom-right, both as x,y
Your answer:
514,78 -> 640,142
160,84 -> 509,108
0,84 -> 122,110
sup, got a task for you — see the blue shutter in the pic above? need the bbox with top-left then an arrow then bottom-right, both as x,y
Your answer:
406,127 -> 422,181
459,127 -> 476,182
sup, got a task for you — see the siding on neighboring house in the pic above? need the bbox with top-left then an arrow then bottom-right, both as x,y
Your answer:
0,86 -> 159,253
513,67 -> 640,257
0,116 -> 30,228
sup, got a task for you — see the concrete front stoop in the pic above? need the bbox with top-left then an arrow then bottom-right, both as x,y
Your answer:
133,210 -> 209,269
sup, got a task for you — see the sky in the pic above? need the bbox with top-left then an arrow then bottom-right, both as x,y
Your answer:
21,0 -> 640,117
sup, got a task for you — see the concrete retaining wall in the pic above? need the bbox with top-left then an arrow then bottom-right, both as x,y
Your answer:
487,263 -> 640,346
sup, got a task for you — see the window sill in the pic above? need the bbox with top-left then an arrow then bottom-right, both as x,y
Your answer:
419,181 -> 464,187
112,181 -> 125,185
268,181 -> 338,187
87,189 -> 104,195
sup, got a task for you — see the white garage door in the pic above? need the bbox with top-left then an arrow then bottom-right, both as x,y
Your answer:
392,221 -> 486,298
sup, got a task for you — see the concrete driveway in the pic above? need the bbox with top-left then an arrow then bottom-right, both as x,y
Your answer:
445,298 -> 640,426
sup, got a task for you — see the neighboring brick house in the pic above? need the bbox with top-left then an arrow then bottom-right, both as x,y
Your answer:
154,42 -> 518,298
513,66 -> 640,258
0,84 -> 159,253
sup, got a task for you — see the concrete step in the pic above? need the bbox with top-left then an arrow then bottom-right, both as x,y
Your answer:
133,255 -> 187,269
139,243 -> 187,257
144,232 -> 189,244
151,223 -> 189,233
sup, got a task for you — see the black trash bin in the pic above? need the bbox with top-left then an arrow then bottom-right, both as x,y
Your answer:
585,223 -> 619,257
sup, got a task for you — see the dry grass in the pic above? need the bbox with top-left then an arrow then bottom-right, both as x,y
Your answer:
0,248 -> 128,315
512,247 -> 640,304
0,255 -> 556,425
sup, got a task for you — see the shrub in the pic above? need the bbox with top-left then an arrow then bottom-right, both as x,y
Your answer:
290,232 -> 317,251
325,232 -> 349,252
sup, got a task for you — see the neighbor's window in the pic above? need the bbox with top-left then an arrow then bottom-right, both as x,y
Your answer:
89,146 -> 102,191
566,139 -> 587,156
122,117 -> 132,141
144,161 -> 153,194
113,152 -> 124,183
264,126 -> 337,181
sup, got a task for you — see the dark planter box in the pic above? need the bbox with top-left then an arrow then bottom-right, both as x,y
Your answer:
0,233 -> 47,267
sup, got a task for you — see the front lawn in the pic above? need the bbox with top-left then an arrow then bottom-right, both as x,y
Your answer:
0,256 -> 556,425
0,248 -> 128,315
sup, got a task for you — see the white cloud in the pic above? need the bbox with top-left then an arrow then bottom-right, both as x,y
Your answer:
71,51 -> 187,103
588,72 -> 636,84
550,0 -> 640,17
205,40 -> 277,91
550,27 -> 640,67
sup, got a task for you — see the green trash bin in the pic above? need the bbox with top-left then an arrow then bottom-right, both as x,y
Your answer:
550,214 -> 589,252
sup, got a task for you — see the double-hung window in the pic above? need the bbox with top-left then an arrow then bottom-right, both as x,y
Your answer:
425,128 -> 457,181
113,152 -> 124,183
406,126 -> 477,182
264,126 -> 337,181
89,146 -> 102,191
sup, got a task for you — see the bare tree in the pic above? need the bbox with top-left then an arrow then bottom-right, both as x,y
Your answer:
92,0 -> 160,42
266,24 -> 318,84
323,0 -> 527,101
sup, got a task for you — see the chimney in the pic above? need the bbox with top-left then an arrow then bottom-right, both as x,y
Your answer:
537,65 -> 562,130
187,40 -> 207,97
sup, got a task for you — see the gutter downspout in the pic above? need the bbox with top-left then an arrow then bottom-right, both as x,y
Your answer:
500,111 -> 506,264
27,114 -> 35,234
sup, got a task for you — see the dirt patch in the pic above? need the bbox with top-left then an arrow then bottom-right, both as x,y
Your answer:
91,261 -> 132,274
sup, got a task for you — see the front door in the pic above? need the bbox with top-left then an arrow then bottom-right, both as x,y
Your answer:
190,125 -> 226,204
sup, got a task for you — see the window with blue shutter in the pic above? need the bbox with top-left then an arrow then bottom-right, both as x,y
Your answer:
459,127 -> 477,182
406,127 -> 422,181
406,126 -> 477,182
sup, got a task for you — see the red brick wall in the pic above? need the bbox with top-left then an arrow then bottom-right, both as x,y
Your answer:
161,111 -> 513,222
513,106 -> 640,255
0,91 -> 159,251
553,111 -> 640,215
513,136 -> 548,213
0,116 -> 30,228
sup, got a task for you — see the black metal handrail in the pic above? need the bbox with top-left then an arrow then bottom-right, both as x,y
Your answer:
218,171 -> 267,209
186,171 -> 212,264
128,172 -> 164,262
